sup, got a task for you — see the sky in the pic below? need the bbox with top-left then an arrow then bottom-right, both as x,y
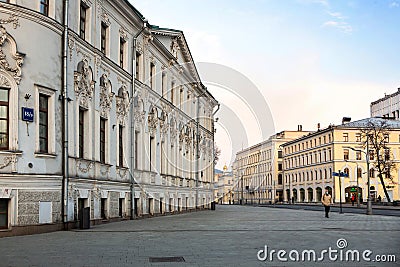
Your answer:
130,0 -> 400,170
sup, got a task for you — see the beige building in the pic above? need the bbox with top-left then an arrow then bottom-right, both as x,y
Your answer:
232,129 -> 311,205
215,165 -> 234,204
282,118 -> 400,204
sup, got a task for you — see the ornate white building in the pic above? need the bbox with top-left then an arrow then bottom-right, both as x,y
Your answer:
371,88 -> 400,120
0,0 -> 217,236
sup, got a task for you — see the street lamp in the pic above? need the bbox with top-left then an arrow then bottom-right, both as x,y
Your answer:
347,138 -> 372,215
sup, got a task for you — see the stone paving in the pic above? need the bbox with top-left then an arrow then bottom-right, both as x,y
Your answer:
0,205 -> 399,266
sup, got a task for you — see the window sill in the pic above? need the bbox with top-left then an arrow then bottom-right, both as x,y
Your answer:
0,150 -> 23,155
34,152 -> 57,158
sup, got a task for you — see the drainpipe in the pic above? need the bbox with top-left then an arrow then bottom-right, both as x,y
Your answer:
61,0 -> 70,230
211,104 -> 220,204
130,20 -> 148,219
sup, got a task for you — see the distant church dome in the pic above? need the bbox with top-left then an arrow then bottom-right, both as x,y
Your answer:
223,164 -> 228,172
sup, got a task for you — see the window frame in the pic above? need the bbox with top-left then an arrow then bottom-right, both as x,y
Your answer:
38,94 -> 49,153
99,117 -> 106,163
40,0 -> 49,16
78,109 -> 85,158
100,22 -> 108,55
118,124 -> 124,167
119,37 -> 126,69
79,2 -> 88,40
0,87 -> 9,151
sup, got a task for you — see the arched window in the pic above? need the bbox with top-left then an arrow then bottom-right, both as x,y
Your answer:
344,168 -> 349,177
357,168 -> 362,178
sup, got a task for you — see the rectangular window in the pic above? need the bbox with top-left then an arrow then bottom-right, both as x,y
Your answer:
100,22 -> 108,54
135,52 -> 141,80
161,72 -> 166,96
278,163 -> 283,171
356,151 -> 361,160
40,0 -> 49,16
356,133 -> 361,142
343,149 -> 349,160
343,133 -> 349,142
0,199 -> 8,229
170,81 -> 175,104
385,148 -> 390,161
39,94 -> 49,153
150,136 -> 155,171
100,118 -> 106,163
119,125 -> 123,166
0,88 -> 9,150
179,88 -> 184,108
369,150 -> 375,160
150,62 -> 155,89
119,38 -> 125,68
384,134 -> 389,143
78,109 -> 85,158
278,150 -> 283,158
79,2 -> 87,39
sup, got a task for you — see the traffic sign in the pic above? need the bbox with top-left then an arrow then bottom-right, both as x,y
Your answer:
22,107 -> 34,122
333,172 -> 348,177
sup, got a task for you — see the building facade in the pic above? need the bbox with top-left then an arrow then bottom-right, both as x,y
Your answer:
232,130 -> 310,205
0,0 -> 217,236
282,118 -> 400,204
215,165 -> 234,204
371,88 -> 400,119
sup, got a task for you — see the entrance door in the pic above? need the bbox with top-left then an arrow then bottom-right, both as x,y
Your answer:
134,198 -> 139,216
0,199 -> 8,229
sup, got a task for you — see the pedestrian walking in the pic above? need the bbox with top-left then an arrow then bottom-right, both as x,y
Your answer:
351,194 -> 355,206
321,189 -> 332,218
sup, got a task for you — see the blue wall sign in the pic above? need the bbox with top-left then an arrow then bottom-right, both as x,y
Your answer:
22,107 -> 34,122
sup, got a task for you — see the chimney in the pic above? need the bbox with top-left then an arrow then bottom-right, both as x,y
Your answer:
298,125 -> 303,131
342,117 -> 351,124
317,123 -> 321,131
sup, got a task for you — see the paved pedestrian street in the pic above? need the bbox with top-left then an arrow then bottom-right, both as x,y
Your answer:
0,205 -> 399,267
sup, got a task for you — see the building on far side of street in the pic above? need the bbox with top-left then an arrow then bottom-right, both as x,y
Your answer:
371,88 -> 400,119
282,118 -> 400,204
232,129 -> 311,205
215,165 -> 234,204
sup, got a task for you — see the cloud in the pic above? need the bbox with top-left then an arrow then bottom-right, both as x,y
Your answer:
297,0 -> 329,7
389,1 -> 399,8
327,11 -> 346,20
322,20 -> 353,33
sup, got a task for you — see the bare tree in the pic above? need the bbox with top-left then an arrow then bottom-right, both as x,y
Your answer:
214,143 -> 221,166
360,119 -> 397,202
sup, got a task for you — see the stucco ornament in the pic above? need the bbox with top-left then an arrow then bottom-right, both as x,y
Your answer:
170,37 -> 180,59
0,25 -> 24,84
99,73 -> 114,118
133,92 -> 145,127
147,106 -> 158,135
116,84 -> 130,126
74,59 -> 95,109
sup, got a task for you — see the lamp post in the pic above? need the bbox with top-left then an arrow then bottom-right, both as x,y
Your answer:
240,171 -> 244,205
347,137 -> 372,215
333,171 -> 348,214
